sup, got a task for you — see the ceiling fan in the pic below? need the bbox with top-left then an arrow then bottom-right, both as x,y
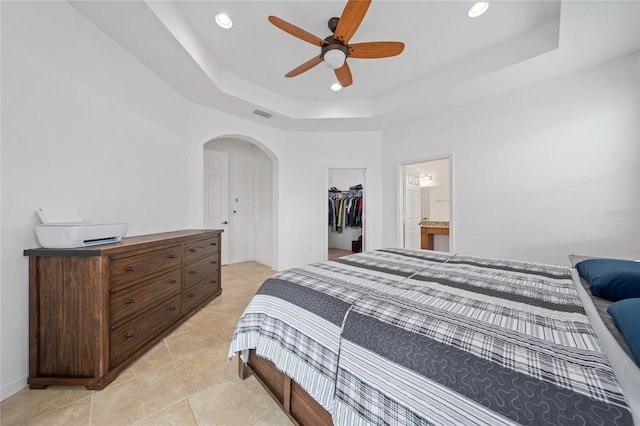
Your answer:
268,0 -> 405,88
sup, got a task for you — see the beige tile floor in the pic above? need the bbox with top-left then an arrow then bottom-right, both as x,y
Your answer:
0,262 -> 293,426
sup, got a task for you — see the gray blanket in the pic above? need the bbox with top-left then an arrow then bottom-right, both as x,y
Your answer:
229,249 -> 633,425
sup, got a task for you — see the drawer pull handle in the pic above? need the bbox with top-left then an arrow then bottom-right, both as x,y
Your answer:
126,332 -> 135,339
189,293 -> 196,298
211,261 -> 217,264
210,242 -> 217,246
169,306 -> 177,311
189,248 -> 197,253
169,279 -> 177,284
125,298 -> 135,304
189,270 -> 197,274
169,254 -> 177,259
125,266 -> 135,272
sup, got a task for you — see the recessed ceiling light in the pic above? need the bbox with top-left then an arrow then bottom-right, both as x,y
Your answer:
468,2 -> 489,18
215,13 -> 233,29
330,83 -> 342,92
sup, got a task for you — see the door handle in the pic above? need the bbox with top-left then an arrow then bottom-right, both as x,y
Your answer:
221,221 -> 228,225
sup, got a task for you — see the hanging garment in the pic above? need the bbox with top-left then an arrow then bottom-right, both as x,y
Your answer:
345,198 -> 353,227
328,197 -> 335,227
347,197 -> 359,227
338,198 -> 342,232
329,189 -> 363,232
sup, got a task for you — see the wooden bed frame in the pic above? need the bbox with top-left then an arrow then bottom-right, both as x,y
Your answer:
238,349 -> 333,426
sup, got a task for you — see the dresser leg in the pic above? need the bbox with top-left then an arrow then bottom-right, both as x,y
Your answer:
28,384 -> 48,389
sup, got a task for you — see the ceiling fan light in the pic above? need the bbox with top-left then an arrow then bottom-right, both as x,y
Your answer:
215,13 -> 233,29
468,2 -> 489,18
323,49 -> 346,70
330,83 -> 342,91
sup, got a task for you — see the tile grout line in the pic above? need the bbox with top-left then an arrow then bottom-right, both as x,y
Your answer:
88,391 -> 94,426
9,392 -> 94,425
129,397 -> 191,426
125,338 -> 193,426
162,337 -> 201,426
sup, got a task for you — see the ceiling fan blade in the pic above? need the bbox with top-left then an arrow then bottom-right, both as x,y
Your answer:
334,61 -> 353,87
268,16 -> 327,47
349,42 -> 405,59
334,0 -> 371,44
285,56 -> 323,78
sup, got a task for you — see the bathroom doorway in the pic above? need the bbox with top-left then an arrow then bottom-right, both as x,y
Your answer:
400,156 -> 452,252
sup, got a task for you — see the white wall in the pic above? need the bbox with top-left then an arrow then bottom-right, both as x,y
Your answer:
204,138 -> 273,265
277,132 -> 383,269
188,109 -> 385,271
187,105 -> 285,270
383,54 -> 640,265
419,185 -> 451,222
427,185 -> 450,222
1,2 -> 192,399
0,2 -> 386,399
252,148 -> 273,266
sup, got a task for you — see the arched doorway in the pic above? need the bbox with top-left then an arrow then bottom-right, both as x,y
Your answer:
203,136 -> 277,268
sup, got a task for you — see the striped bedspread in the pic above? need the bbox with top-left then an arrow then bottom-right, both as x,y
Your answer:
228,249 -> 633,425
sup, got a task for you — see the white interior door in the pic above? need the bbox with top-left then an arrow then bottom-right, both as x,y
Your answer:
404,166 -> 421,249
204,149 -> 229,264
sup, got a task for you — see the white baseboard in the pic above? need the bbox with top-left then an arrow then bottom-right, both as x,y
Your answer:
1,375 -> 28,401
252,256 -> 272,268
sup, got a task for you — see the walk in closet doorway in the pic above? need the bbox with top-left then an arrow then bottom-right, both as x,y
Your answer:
326,168 -> 366,261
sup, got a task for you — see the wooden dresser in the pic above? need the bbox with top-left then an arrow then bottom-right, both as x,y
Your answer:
24,229 -> 222,390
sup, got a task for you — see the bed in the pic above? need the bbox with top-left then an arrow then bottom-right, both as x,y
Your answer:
228,249 -> 639,425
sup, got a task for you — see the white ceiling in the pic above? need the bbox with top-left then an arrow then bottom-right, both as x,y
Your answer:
70,1 -> 639,131
175,1 -> 559,101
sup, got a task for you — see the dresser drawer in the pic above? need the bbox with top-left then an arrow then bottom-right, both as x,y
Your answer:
110,269 -> 182,324
110,293 -> 182,369
183,235 -> 219,264
184,254 -> 219,289
183,276 -> 220,312
110,246 -> 182,287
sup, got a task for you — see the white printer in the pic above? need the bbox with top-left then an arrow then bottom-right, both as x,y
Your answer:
35,207 -> 129,249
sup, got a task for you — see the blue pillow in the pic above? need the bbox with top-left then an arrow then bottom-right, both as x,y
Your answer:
608,298 -> 640,363
576,258 -> 640,301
